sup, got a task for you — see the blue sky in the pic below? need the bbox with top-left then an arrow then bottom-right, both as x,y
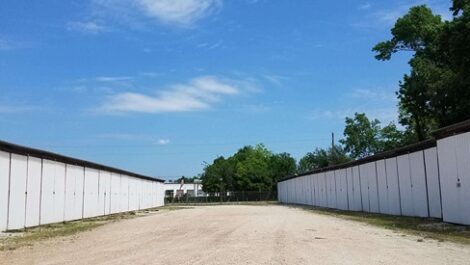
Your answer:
0,0 -> 453,179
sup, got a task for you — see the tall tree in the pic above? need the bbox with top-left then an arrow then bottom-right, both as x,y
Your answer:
340,113 -> 382,159
298,148 -> 330,173
269,152 -> 296,188
373,2 -> 470,140
298,145 -> 350,173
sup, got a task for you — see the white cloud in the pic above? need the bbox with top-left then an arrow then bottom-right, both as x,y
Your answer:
136,0 -> 222,26
95,76 -> 133,82
90,0 -> 222,29
100,76 -> 240,113
157,139 -> 170,145
67,21 -> 108,34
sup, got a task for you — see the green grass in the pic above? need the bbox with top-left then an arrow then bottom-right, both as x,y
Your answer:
288,204 -> 470,244
0,207 -> 165,251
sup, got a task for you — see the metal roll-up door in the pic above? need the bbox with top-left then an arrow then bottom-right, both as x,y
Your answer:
0,151 -> 10,231
359,164 -> 370,212
385,157 -> 401,215
376,160 -> 389,214
424,147 -> 442,218
40,159 -> 55,225
336,169 -> 348,210
397,154 -> 413,216
409,151 -> 429,217
352,166 -> 362,211
83,168 -> 99,218
438,133 -> 470,224
25,157 -> 42,227
7,154 -> 28,230
64,165 -> 79,221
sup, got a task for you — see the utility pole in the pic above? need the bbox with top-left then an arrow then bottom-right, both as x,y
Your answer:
331,132 -> 335,150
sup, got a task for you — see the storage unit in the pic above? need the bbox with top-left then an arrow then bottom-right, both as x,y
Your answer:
7,154 -> 28,230
437,132 -> 470,225
384,157 -> 401,215
409,151 -> 429,217
40,159 -> 56,225
326,171 -> 336,208
64,165 -> 84,222
83,168 -> 99,218
424,147 -> 442,218
278,120 -> 470,225
0,152 -> 9,231
25,157 -> 42,227
347,166 -> 362,211
335,169 -> 348,210
359,164 -> 370,212
0,140 -> 165,232
376,160 -> 389,215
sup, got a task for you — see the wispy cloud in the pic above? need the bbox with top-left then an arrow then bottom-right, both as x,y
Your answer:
353,1 -> 453,29
0,37 -> 28,51
99,76 -> 241,114
358,3 -> 371,10
307,86 -> 399,123
89,0 -> 222,30
136,0 -> 222,26
95,76 -> 133,82
157,139 -> 170,145
262,74 -> 287,87
67,21 -> 108,34
97,133 -> 171,145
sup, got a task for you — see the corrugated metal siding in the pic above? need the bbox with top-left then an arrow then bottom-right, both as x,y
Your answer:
277,139 -> 470,222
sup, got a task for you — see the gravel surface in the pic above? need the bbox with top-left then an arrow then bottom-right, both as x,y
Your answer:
1,205 -> 470,265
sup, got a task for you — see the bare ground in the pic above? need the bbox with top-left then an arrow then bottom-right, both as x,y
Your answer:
1,205 -> 470,265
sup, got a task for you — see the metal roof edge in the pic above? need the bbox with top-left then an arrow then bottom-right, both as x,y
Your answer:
278,138 -> 436,183
0,140 -> 164,183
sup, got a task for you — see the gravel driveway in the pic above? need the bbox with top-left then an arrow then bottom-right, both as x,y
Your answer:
1,205 -> 469,265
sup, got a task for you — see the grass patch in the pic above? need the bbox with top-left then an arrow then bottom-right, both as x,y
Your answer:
0,207 -> 166,251
288,204 -> 470,244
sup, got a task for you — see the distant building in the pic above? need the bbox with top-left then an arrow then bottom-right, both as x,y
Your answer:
164,181 -> 204,198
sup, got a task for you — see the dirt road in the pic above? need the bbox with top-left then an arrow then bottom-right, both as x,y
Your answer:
1,205 -> 470,265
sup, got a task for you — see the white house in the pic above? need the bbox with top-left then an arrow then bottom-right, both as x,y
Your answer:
164,181 -> 204,198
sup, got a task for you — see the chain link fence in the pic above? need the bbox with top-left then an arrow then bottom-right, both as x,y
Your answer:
165,191 -> 277,204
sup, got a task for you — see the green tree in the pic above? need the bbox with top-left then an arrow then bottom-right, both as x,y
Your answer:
340,113 -> 382,159
340,113 -> 407,158
298,145 -> 350,173
269,152 -> 296,188
374,2 -> 470,140
298,148 -> 330,172
235,144 -> 272,191
200,144 -> 296,192
379,123 -> 407,151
